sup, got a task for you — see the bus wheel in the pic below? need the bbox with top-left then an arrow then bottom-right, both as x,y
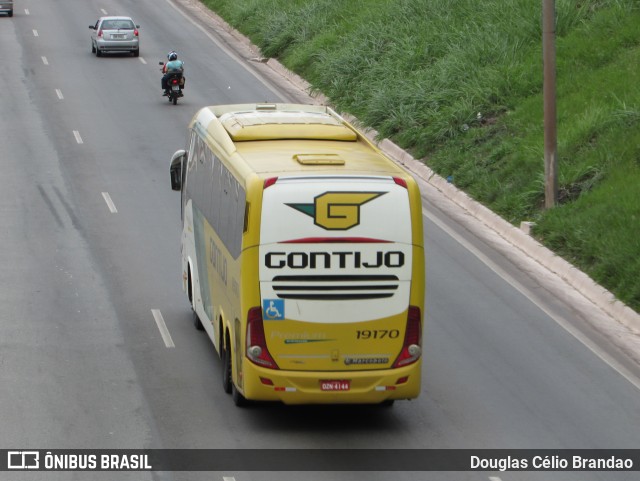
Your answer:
188,269 -> 203,330
232,381 -> 248,407
221,332 -> 232,394
193,310 -> 204,331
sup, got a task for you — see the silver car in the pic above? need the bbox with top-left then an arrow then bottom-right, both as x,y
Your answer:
89,16 -> 140,57
0,0 -> 13,17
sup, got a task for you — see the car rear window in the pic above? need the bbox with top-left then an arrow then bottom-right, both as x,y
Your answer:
102,19 -> 135,30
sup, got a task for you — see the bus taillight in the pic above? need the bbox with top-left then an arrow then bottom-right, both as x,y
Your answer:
392,306 -> 422,368
246,306 -> 279,369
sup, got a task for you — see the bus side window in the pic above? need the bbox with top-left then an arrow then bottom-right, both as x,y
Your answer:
210,155 -> 223,233
243,202 -> 249,233
184,132 -> 197,195
231,182 -> 246,254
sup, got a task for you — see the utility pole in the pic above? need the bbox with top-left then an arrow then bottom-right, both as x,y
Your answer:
543,0 -> 558,208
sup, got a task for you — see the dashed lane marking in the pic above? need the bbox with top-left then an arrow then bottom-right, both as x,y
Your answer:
101,192 -> 118,213
151,309 -> 175,348
73,130 -> 83,144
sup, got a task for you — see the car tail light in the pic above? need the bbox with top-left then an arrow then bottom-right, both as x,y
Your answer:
134,29 -> 139,36
246,307 -> 279,369
98,29 -> 103,37
392,306 -> 422,368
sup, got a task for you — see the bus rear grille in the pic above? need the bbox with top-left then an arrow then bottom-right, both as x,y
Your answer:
271,275 -> 398,301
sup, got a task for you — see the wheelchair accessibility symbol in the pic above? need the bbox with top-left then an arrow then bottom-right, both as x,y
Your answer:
263,299 -> 284,320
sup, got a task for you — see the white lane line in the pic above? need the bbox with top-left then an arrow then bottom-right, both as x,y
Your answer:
139,57 -> 147,65
72,130 -> 83,144
223,477 -> 236,481
489,477 -> 502,481
33,29 -> 39,37
25,8 -> 30,15
423,207 -> 640,392
55,89 -> 64,100
101,8 -> 108,15
151,309 -> 175,348
101,192 -> 118,213
41,56 -> 49,65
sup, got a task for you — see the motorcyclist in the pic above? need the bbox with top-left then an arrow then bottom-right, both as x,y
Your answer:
161,51 -> 184,96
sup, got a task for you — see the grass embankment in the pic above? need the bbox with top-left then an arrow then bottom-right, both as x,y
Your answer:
202,0 -> 640,312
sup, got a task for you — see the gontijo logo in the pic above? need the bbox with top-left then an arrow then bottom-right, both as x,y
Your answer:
287,192 -> 385,230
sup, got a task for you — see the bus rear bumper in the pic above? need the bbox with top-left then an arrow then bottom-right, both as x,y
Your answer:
240,362 -> 421,405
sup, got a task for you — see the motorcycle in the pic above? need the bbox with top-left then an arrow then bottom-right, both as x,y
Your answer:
160,62 -> 184,105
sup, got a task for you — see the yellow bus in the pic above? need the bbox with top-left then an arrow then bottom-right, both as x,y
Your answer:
169,103 -> 425,406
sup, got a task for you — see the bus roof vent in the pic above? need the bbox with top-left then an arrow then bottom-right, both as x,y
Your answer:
294,154 -> 345,166
219,111 -> 358,142
255,103 -> 277,111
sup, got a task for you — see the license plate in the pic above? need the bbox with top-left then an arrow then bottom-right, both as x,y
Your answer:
171,86 -> 180,91
320,380 -> 350,391
111,34 -> 125,39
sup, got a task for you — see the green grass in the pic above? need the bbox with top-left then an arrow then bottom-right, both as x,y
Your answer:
202,0 -> 640,312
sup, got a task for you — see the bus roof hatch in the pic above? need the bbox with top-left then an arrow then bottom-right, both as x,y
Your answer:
293,154 -> 345,166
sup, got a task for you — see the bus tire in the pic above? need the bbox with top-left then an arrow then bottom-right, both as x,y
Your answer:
232,381 -> 249,407
193,310 -> 204,331
187,267 -> 203,330
221,332 -> 232,394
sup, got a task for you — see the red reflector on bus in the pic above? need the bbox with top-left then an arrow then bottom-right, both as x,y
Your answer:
260,377 -> 274,386
264,177 -> 278,189
393,177 -> 407,188
396,376 -> 409,385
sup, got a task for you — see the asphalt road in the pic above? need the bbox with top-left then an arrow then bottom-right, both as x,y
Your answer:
1,1 -> 639,481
